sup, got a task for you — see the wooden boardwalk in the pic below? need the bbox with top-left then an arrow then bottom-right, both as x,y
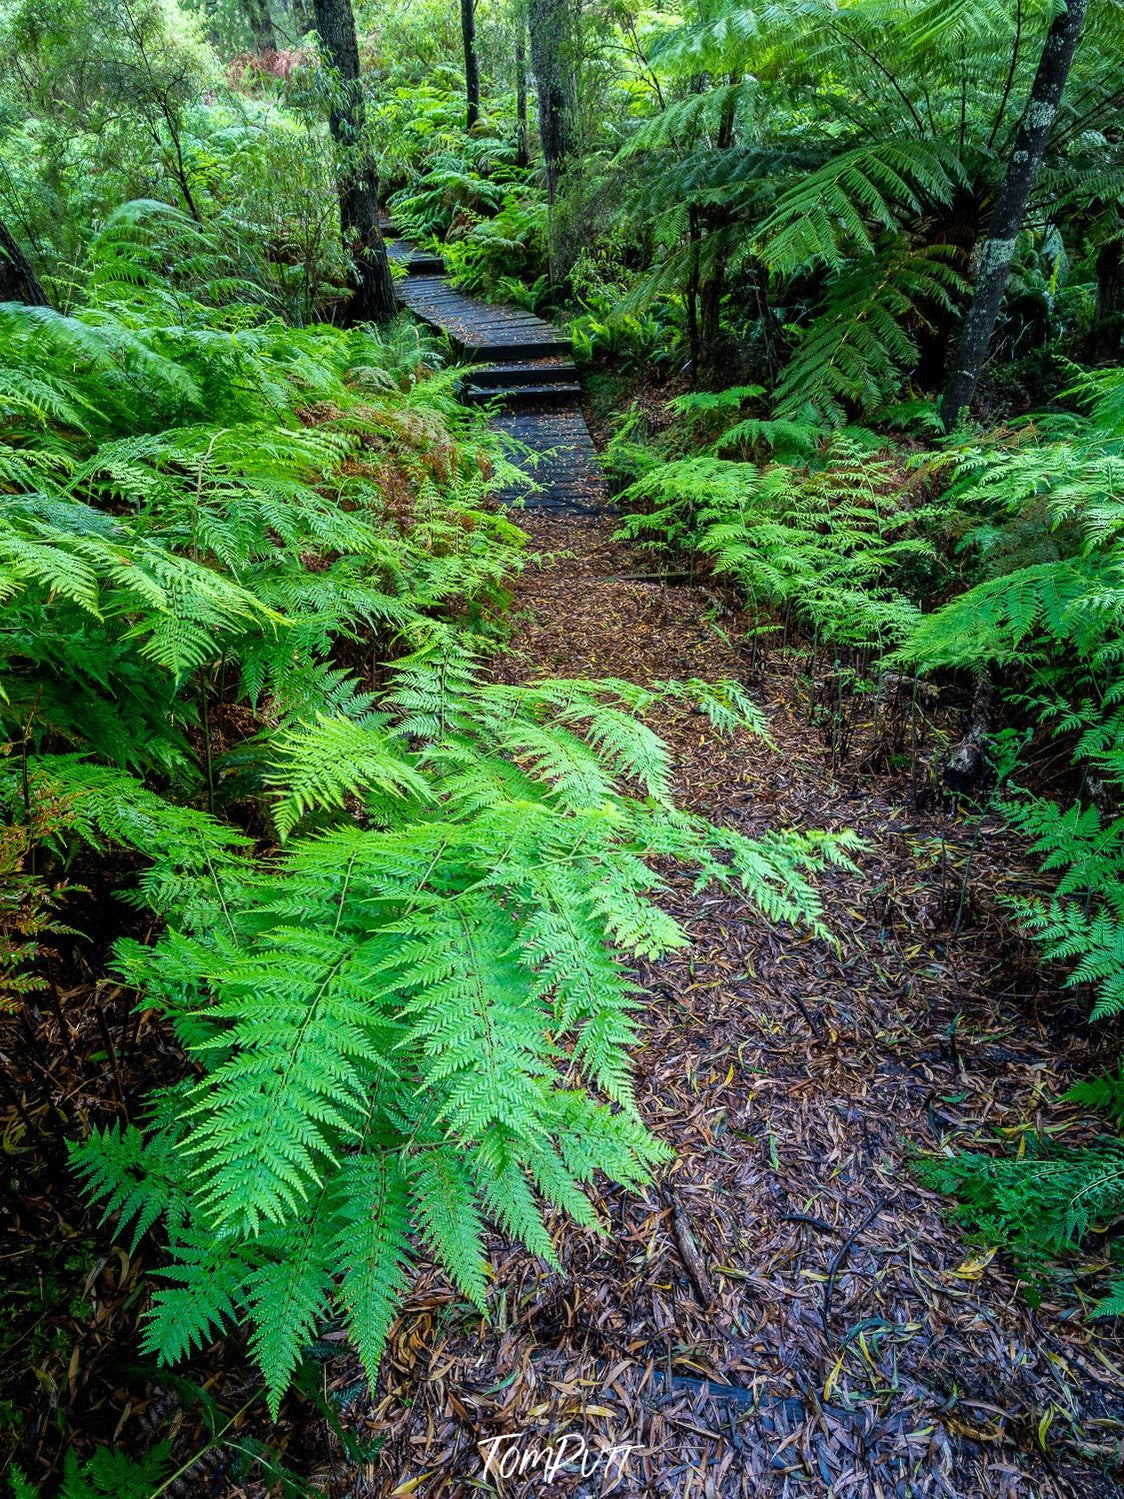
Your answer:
388,234 -> 607,515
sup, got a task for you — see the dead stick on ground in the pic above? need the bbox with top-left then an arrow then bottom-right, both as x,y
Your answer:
665,1191 -> 713,1305
821,1195 -> 888,1335
781,1213 -> 835,1234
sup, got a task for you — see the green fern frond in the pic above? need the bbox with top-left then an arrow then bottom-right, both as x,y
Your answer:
266,714 -> 433,840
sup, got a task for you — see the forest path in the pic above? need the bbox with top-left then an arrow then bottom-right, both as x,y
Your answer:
389,234 -> 606,514
363,507 -> 1122,1497
371,226 -> 1121,1496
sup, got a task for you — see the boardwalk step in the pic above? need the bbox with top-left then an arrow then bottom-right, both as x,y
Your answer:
463,382 -> 583,408
468,360 -> 578,387
388,226 -> 606,514
386,238 -> 446,276
463,338 -> 572,361
403,254 -> 445,275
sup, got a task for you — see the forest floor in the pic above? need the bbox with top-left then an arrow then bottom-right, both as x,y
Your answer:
5,443 -> 1124,1498
351,507 -> 1124,1497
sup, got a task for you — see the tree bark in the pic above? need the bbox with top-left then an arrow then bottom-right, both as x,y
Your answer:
243,0 -> 278,52
527,0 -> 574,205
686,207 -> 701,383
313,0 -> 396,324
461,0 -> 480,129
1092,237 -> 1124,363
696,81 -> 738,388
941,0 -> 1089,428
514,29 -> 529,168
0,219 -> 50,307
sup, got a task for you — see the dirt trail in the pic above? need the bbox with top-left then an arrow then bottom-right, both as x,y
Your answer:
363,512 -> 1124,1498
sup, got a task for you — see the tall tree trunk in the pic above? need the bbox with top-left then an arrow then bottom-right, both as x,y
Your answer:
528,0 -> 577,287
243,0 -> 278,52
941,0 -> 1089,428
514,29 -> 529,168
527,0 -> 573,205
686,207 -> 701,384
313,0 -> 396,324
696,81 -> 737,388
749,258 -> 783,387
461,0 -> 480,129
0,219 -> 50,307
698,264 -> 725,386
1092,237 -> 1124,363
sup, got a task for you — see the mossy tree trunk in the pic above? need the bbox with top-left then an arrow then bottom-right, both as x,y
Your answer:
313,0 -> 397,324
0,219 -> 49,307
528,0 -> 574,205
1092,237 -> 1124,362
515,28 -> 529,168
696,80 -> 738,389
461,0 -> 480,129
941,0 -> 1089,427
243,0 -> 277,52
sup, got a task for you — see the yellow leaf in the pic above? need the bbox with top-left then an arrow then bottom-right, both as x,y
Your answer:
1038,1406 -> 1054,1450
824,1352 -> 845,1401
949,1248 -> 996,1279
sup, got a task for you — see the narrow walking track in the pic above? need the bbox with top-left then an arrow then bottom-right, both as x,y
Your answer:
389,232 -> 607,514
360,246 -> 1124,1497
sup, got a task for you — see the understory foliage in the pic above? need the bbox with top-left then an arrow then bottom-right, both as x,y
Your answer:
0,201 -> 510,772
9,1444 -> 171,1499
374,82 -> 550,302
593,0 -> 1123,410
900,369 -> 1124,1023
4,0 -> 1124,1470
617,420 -> 937,653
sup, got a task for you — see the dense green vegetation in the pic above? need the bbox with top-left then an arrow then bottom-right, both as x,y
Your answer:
1,0 -> 1122,1487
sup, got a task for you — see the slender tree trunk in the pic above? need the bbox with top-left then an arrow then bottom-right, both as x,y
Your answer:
243,0 -> 278,52
527,0 -> 573,205
1092,237 -> 1124,362
461,0 -> 480,129
686,207 -> 701,383
313,0 -> 396,323
696,80 -> 737,388
515,29 -> 529,168
749,258 -> 783,387
0,219 -> 50,307
284,0 -> 315,39
698,265 -> 725,385
528,0 -> 578,287
941,0 -> 1089,427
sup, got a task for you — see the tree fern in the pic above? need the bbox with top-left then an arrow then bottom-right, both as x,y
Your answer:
773,243 -> 967,422
754,140 -> 963,275
266,714 -> 433,839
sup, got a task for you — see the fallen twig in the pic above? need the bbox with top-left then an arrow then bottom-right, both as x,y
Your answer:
665,1191 -> 714,1305
821,1195 -> 889,1334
